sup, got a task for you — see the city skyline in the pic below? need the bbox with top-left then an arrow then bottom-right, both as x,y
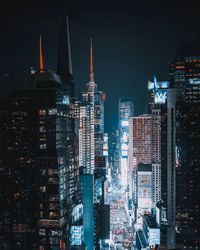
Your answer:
0,2 -> 200,249
1,0 -> 200,130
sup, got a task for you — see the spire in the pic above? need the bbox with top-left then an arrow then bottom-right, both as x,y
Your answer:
90,38 -> 94,82
153,75 -> 158,90
57,14 -> 73,80
39,35 -> 44,73
86,38 -> 97,92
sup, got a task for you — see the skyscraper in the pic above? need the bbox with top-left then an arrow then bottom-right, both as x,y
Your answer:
79,39 -> 105,174
162,43 -> 200,249
78,39 -> 107,250
147,77 -> 169,210
129,114 -> 152,219
0,15 -> 79,250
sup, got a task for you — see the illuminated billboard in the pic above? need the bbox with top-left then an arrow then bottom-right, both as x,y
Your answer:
154,89 -> 167,104
70,226 -> 83,246
121,143 -> 128,151
121,120 -> 129,127
138,187 -> 151,198
138,197 -> 152,209
138,175 -> 151,186
103,150 -> 108,156
103,133 -> 108,156
122,151 -> 128,157
72,204 -> 83,223
189,77 -> 200,84
122,132 -> 128,143
148,80 -> 169,90
149,228 -> 160,245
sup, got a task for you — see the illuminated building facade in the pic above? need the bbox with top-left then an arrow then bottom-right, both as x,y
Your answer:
129,114 -> 152,166
147,77 -> 169,210
78,40 -> 107,250
129,114 -> 152,216
108,129 -> 119,184
136,164 -> 152,221
0,15 -> 81,250
118,98 -> 134,188
94,91 -> 106,157
147,76 -> 169,114
79,39 -> 105,174
0,69 -> 78,250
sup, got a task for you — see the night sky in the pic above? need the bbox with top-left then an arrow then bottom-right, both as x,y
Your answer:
0,0 -> 200,131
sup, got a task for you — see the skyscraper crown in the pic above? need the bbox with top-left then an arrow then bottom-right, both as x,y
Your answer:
57,14 -> 73,80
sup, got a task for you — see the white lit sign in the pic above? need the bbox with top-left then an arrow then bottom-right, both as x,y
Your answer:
121,120 -> 129,127
189,78 -> 200,84
122,151 -> 128,157
121,143 -> 128,151
103,151 -> 108,156
122,133 -> 128,143
70,226 -> 83,246
62,95 -> 70,105
149,228 -> 160,245
138,198 -> 152,209
154,90 -> 167,104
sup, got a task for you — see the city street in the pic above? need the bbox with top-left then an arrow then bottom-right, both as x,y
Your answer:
109,187 -> 133,250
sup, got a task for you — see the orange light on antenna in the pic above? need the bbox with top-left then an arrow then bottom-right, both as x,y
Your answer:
90,38 -> 94,82
102,93 -> 106,100
40,35 -> 44,73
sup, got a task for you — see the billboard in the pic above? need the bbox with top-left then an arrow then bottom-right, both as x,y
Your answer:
121,120 -> 129,127
154,89 -> 167,104
138,197 -> 152,209
189,77 -> 200,84
70,226 -> 83,246
72,204 -> 83,223
138,174 -> 151,186
149,228 -> 160,245
148,79 -> 169,90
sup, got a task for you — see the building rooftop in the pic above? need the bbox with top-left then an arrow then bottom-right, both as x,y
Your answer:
138,163 -> 152,172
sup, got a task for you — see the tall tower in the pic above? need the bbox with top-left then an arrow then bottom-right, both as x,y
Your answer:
147,77 -> 169,210
79,39 -> 106,173
0,14 -> 79,250
57,15 -> 74,96
163,43 -> 200,249
79,39 -> 96,174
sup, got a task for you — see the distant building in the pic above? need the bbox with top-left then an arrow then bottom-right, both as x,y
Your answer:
108,129 -> 119,184
129,114 -> 152,166
118,98 -> 134,188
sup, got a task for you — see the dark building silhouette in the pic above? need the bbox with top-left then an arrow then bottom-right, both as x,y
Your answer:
0,15 -> 80,250
161,43 -> 200,249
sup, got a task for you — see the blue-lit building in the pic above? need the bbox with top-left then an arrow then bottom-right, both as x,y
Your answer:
79,170 -> 94,250
118,98 -> 134,188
